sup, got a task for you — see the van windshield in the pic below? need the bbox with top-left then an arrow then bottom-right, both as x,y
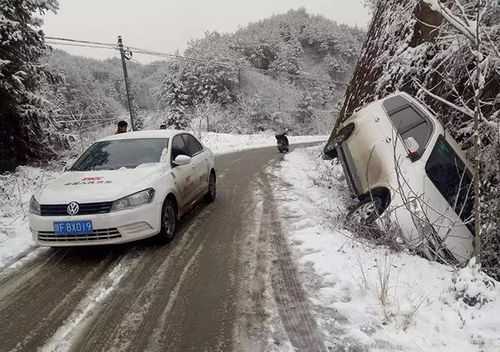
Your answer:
71,138 -> 169,171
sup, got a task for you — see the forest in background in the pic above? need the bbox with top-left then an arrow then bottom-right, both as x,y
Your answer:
11,8 -> 364,168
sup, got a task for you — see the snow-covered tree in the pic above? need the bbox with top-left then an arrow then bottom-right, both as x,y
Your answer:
0,0 -> 59,171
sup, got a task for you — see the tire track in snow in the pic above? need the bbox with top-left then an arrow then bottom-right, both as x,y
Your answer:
145,236 -> 207,352
234,183 -> 295,352
0,248 -> 67,303
38,250 -> 144,352
259,170 -> 327,352
8,253 -> 115,352
102,217 -> 206,352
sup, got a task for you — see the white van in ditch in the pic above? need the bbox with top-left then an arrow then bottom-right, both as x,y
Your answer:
325,92 -> 474,263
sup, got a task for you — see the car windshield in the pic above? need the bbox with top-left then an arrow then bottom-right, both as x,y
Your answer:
71,138 -> 169,171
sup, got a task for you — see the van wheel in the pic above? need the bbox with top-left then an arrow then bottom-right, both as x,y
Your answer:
158,198 -> 177,243
347,196 -> 384,225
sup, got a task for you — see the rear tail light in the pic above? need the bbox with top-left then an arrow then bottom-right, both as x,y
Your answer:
334,123 -> 355,144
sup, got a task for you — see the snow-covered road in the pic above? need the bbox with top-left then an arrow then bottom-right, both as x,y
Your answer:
2,141 -> 497,352
0,143 -> 324,352
0,133 -> 327,270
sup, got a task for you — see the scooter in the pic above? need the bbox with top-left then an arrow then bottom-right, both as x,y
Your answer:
275,133 -> 289,153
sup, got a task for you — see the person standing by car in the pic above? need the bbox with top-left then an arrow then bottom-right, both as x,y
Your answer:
116,120 -> 128,134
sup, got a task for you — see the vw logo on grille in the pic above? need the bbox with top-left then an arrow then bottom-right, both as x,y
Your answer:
67,202 -> 80,216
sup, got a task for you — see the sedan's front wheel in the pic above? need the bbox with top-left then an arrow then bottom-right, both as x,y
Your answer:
158,198 -> 177,243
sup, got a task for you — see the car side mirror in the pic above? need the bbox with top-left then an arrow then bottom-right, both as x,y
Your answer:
404,137 -> 420,161
173,155 -> 192,166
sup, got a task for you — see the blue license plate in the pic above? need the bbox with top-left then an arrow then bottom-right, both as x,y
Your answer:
54,221 -> 93,235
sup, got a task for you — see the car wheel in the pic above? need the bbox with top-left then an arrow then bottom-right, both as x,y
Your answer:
347,196 -> 384,225
323,143 -> 338,160
205,171 -> 216,203
158,198 -> 177,243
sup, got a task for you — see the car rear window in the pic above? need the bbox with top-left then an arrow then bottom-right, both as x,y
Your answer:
385,102 -> 433,158
71,138 -> 169,171
389,107 -> 425,132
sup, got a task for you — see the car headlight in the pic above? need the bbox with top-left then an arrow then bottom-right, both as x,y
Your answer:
111,188 -> 155,212
29,196 -> 41,215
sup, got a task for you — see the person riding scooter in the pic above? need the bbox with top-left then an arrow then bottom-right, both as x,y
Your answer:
275,130 -> 289,153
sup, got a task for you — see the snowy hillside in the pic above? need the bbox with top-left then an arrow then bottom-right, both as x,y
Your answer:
32,8 -> 364,166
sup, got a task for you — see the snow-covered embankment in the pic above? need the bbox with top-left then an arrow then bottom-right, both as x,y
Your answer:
272,145 -> 500,352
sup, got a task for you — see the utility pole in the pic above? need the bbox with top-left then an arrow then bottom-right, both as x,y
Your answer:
118,35 -> 136,131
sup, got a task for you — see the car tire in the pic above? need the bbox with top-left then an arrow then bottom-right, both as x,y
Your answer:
205,171 -> 216,203
158,198 -> 177,243
323,143 -> 338,160
347,196 -> 385,225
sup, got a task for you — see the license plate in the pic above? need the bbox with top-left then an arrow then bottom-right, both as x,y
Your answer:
53,221 -> 93,235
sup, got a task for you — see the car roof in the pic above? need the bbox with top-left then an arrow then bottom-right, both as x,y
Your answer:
97,129 -> 188,142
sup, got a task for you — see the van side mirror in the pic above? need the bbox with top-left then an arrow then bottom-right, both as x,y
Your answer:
404,137 -> 420,161
173,155 -> 192,166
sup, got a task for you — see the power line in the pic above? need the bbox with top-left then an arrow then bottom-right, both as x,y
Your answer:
45,35 -> 346,87
47,41 -> 118,51
52,112 -> 122,117
45,36 -> 117,48
55,118 -> 118,123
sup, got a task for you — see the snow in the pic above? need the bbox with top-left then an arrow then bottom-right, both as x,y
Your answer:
0,167 -> 59,268
0,132 -> 326,269
199,131 -> 327,155
39,250 -> 143,352
271,145 -> 500,352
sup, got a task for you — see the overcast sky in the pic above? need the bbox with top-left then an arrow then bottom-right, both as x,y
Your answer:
43,0 -> 371,63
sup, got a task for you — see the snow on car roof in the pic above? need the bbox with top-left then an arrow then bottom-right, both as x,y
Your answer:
98,129 -> 185,142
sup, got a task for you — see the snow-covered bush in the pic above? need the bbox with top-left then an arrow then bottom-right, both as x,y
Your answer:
451,258 -> 496,307
0,167 -> 59,219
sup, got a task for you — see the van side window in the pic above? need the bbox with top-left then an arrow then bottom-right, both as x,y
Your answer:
425,136 -> 474,233
389,107 -> 433,158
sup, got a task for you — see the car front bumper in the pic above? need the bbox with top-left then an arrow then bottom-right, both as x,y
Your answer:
29,201 -> 162,247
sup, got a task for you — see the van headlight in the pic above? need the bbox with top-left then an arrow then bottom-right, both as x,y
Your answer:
29,196 -> 41,215
111,189 -> 155,212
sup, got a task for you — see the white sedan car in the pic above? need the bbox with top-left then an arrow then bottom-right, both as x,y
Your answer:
29,130 -> 216,246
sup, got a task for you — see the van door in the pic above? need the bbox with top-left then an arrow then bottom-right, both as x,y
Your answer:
423,135 -> 474,261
